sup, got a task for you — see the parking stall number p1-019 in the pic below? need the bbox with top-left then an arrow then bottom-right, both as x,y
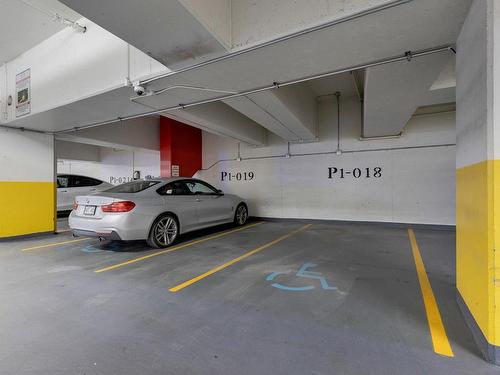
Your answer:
221,171 -> 255,182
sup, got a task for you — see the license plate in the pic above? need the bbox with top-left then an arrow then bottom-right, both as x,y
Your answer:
84,205 -> 97,216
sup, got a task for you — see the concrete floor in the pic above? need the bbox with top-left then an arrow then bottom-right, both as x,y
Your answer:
0,219 -> 496,374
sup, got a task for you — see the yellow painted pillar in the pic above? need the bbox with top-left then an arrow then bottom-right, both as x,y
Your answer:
0,128 -> 56,238
456,0 -> 500,364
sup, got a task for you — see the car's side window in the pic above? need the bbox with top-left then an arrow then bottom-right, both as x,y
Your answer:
157,181 -> 190,196
71,176 -> 100,187
90,178 -> 102,186
57,176 -> 69,188
185,181 -> 218,195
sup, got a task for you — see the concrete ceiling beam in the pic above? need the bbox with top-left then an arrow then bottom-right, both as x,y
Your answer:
161,102 -> 267,146
224,83 -> 317,142
362,53 -> 456,137
59,0 -> 231,68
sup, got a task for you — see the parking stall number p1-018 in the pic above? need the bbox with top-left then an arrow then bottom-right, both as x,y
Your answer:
328,167 -> 382,180
221,171 -> 255,182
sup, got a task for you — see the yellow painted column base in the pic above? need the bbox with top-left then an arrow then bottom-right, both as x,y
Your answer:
0,181 -> 56,238
456,160 -> 500,363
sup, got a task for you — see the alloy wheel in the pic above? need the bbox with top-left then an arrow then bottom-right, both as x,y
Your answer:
236,205 -> 248,225
154,217 -> 178,246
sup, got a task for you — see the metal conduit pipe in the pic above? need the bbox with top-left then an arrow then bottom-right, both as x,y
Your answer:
359,133 -> 402,141
0,123 -> 51,135
335,92 -> 341,154
52,45 -> 454,135
200,143 -> 456,171
130,85 -> 237,102
140,0 -> 415,86
0,0 -> 418,136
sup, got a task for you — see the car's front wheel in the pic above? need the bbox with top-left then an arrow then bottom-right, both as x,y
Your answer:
234,204 -> 248,226
147,214 -> 179,248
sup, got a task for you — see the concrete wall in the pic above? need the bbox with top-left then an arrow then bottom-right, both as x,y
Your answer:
0,18 -> 166,122
456,1 -> 489,169
0,64 -> 6,123
0,128 -> 55,237
197,96 -> 456,225
58,147 -> 160,185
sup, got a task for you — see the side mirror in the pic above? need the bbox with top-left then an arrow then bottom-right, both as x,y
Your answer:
217,189 -> 224,195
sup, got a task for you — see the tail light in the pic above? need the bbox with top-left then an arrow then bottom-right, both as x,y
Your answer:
101,201 -> 136,213
72,201 -> 79,210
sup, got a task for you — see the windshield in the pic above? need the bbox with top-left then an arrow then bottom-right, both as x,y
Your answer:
105,180 -> 160,193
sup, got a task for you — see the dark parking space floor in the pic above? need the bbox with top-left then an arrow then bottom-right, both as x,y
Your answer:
0,220 -> 496,374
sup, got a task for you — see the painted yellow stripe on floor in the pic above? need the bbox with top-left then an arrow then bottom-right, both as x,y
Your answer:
21,238 -> 91,252
169,223 -> 312,293
408,228 -> 454,357
95,222 -> 265,273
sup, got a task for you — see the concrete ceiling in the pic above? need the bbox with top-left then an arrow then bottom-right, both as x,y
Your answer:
8,86 -> 148,132
307,73 -> 358,98
0,0 -> 81,62
6,0 -> 469,143
140,0 -> 469,94
56,116 -> 161,152
58,0 -> 229,68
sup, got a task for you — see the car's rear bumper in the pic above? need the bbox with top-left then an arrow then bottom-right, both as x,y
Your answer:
72,229 -> 122,240
68,211 -> 151,241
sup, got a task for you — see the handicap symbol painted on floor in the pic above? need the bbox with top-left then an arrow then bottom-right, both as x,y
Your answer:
266,263 -> 337,291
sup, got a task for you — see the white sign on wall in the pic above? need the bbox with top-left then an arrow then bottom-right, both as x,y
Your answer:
171,165 -> 180,177
16,69 -> 31,118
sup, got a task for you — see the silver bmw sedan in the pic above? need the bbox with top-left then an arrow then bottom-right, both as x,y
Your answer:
69,178 -> 249,248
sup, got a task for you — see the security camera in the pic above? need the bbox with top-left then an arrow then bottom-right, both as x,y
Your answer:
133,84 -> 146,96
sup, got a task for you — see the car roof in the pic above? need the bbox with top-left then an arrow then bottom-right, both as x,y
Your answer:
57,174 -> 102,180
143,177 -> 197,183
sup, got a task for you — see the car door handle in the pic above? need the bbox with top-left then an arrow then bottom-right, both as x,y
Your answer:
60,190 -> 68,193
195,198 -> 201,202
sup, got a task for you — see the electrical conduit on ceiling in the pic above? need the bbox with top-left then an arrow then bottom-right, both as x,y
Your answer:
140,0 -> 416,86
2,0 -> 445,136
50,45 -> 454,135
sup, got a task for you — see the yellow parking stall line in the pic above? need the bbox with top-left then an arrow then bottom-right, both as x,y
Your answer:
169,224 -> 312,293
21,238 -> 91,252
407,228 -> 454,357
94,222 -> 265,273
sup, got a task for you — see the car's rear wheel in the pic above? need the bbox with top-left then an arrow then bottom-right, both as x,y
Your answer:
147,214 -> 179,248
234,204 -> 248,226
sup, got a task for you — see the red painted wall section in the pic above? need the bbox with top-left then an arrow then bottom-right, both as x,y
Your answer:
160,117 -> 202,178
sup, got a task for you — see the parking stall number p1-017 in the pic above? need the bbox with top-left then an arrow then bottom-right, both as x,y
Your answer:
328,167 -> 382,180
221,171 -> 255,182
